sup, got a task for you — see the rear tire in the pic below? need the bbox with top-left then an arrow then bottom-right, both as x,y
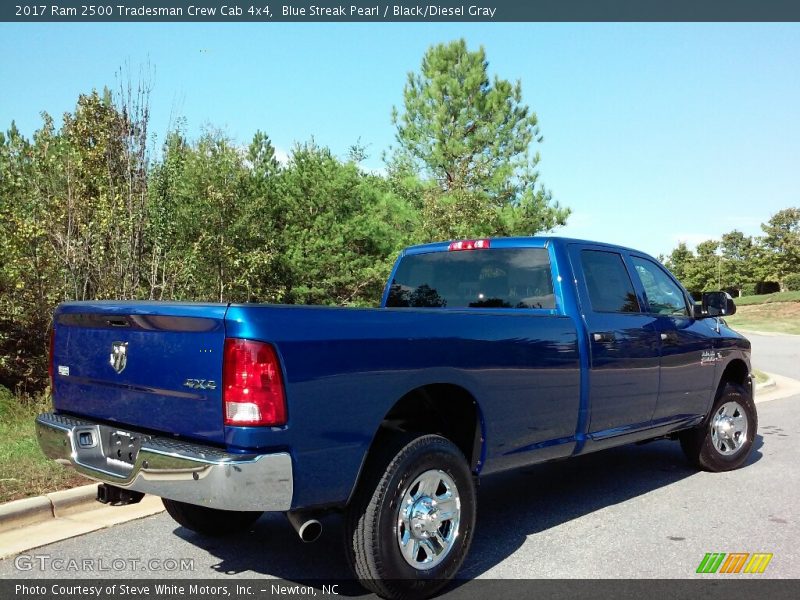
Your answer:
345,433 -> 476,600
680,382 -> 757,472
162,498 -> 262,536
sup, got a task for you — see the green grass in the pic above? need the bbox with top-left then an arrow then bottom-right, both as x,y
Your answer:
726,300 -> 800,335
0,387 -> 87,503
734,291 -> 800,306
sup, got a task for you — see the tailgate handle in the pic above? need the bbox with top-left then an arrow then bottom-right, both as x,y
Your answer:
107,318 -> 129,327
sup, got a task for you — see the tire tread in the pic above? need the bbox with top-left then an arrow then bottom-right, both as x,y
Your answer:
345,432 -> 474,600
681,382 -> 757,472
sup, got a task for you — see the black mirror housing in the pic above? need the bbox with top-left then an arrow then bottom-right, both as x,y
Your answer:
701,291 -> 737,317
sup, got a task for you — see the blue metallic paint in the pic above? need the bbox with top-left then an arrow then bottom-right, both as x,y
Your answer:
224,305 -> 580,505
49,238 -> 751,510
53,302 -> 228,443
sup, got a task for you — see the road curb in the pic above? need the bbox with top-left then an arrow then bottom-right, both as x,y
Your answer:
754,372 -> 800,404
0,495 -> 53,531
0,495 -> 165,559
755,375 -> 776,393
0,484 -> 99,533
47,484 -> 102,517
0,483 -> 165,558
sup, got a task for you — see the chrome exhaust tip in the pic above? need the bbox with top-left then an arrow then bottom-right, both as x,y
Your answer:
286,511 -> 322,543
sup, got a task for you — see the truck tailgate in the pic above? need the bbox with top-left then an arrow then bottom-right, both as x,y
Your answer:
52,302 -> 228,444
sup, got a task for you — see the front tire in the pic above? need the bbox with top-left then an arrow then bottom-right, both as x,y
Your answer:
162,498 -> 262,536
345,433 -> 476,600
681,382 -> 758,472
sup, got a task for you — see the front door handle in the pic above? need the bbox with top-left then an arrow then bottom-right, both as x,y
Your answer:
660,331 -> 678,343
593,331 -> 616,343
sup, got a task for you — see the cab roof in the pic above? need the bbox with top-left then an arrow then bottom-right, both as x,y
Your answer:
401,236 -> 650,258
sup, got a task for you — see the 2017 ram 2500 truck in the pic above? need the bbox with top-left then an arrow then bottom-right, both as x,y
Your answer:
36,236 -> 755,599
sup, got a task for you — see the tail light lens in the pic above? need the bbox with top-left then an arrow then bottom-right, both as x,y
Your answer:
48,327 -> 55,391
223,339 -> 287,427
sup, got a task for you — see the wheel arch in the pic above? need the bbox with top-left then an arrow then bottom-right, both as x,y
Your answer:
717,357 -> 752,398
346,383 -> 485,506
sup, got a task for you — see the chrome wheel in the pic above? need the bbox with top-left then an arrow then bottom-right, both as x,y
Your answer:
396,469 -> 461,570
710,401 -> 748,456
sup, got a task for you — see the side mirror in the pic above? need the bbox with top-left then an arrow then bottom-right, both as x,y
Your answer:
701,291 -> 737,317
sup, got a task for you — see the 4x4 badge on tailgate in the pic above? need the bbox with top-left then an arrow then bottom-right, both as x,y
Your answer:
183,378 -> 217,390
110,341 -> 128,374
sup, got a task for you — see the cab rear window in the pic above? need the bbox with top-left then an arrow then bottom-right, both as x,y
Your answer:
386,248 -> 555,309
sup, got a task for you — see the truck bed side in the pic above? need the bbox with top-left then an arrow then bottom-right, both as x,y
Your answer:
225,304 -> 580,507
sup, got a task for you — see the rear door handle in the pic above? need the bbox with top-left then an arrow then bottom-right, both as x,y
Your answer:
593,331 -> 615,343
660,331 -> 678,343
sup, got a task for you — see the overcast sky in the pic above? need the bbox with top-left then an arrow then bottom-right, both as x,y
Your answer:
1,22 -> 798,257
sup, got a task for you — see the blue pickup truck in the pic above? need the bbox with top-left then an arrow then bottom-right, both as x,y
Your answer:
36,237 -> 755,598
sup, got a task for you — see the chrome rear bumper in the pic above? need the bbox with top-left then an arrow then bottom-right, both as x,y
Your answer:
36,412 -> 293,512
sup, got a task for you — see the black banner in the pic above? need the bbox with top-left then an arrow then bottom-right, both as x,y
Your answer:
4,1 -> 800,23
3,580 -> 800,600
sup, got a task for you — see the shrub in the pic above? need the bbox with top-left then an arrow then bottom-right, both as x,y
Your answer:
739,283 -> 758,297
784,273 -> 800,292
756,281 -> 781,295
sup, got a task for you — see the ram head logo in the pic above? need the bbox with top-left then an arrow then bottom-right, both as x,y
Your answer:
110,341 -> 128,374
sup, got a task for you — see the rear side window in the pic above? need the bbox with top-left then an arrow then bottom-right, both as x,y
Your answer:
386,248 -> 555,309
579,250 -> 640,313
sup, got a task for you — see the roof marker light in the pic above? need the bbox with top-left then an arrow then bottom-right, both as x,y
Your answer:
448,239 -> 491,251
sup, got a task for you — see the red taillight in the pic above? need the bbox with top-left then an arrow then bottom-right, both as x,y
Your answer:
448,239 -> 491,251
223,339 -> 287,427
48,327 -> 55,391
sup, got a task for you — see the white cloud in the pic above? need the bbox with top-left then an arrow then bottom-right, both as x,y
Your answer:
274,146 -> 290,167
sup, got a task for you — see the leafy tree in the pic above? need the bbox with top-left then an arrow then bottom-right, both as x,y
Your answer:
167,130 -> 254,302
664,242 -> 694,286
683,240 -> 721,293
760,207 -> 800,290
275,142 -> 415,305
1,41 -> 579,392
0,122 -> 55,390
235,131 -> 284,302
145,129 -> 190,299
720,230 -> 756,296
391,39 -> 569,240
0,87 -> 152,391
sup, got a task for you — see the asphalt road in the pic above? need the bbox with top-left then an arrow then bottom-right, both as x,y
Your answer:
744,331 -> 800,380
3,393 -> 798,585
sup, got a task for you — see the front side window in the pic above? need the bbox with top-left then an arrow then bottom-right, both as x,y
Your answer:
386,248 -> 555,309
631,256 -> 689,316
579,250 -> 640,313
